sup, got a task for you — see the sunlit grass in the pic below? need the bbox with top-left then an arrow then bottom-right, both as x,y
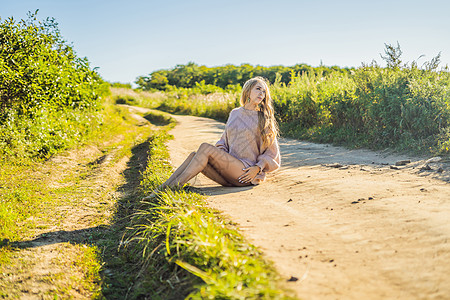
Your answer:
158,92 -> 238,122
1,87 -> 298,298
125,131 -> 296,299
0,96 -> 156,298
110,86 -> 167,108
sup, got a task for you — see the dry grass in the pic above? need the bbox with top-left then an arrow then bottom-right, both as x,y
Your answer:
109,87 -> 167,108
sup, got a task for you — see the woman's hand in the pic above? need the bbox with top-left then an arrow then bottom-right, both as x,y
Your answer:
238,166 -> 261,184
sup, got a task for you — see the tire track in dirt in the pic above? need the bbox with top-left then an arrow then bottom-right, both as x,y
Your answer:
2,145 -> 127,298
166,113 -> 450,300
1,107 -> 152,298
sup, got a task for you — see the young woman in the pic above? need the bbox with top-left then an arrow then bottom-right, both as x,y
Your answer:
154,76 -> 281,193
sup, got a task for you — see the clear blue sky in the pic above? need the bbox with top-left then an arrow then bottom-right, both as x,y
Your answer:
2,0 -> 449,85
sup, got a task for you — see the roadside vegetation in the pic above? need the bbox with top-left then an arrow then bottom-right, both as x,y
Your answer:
0,14 -> 112,297
0,11 -> 110,247
0,11 -> 108,161
123,127 -> 295,299
1,13 -> 296,298
272,44 -> 450,153
3,10 -> 449,299
136,44 -> 450,155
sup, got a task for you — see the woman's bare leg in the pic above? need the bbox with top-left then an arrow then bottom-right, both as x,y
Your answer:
170,143 -> 250,188
159,150 -> 233,192
160,152 -> 196,189
201,163 -> 233,187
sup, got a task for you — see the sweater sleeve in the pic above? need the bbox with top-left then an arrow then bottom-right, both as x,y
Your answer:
215,129 -> 229,152
255,138 -> 281,173
215,109 -> 237,152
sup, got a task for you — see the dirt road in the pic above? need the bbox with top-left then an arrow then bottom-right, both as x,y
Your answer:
166,113 -> 450,300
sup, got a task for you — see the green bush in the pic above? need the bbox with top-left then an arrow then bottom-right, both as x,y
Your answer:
136,62 -> 352,91
351,63 -> 450,149
0,11 -> 108,159
268,44 -> 450,153
139,44 -> 450,154
109,87 -> 167,108
0,107 -> 102,159
110,82 -> 132,89
114,95 -> 137,105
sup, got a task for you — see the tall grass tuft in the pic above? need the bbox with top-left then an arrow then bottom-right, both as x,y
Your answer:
158,91 -> 239,122
125,131 -> 295,299
110,87 -> 167,108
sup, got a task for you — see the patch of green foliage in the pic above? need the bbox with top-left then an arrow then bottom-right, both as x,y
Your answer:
110,81 -> 132,89
110,87 -> 166,108
124,131 -> 295,299
136,61 -> 352,91
0,107 -> 103,160
0,100 -> 157,298
272,43 -> 450,153
0,11 -> 109,160
134,43 -> 450,155
158,89 -> 238,122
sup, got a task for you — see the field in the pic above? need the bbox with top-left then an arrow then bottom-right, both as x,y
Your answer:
1,13 -> 450,299
135,47 -> 450,155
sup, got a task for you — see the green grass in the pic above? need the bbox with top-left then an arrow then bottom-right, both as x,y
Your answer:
110,86 -> 167,108
1,86 -> 297,298
0,97 -> 158,298
123,130 -> 296,299
0,102 -> 146,242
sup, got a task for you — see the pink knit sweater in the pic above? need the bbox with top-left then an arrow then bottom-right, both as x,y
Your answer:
215,106 -> 281,185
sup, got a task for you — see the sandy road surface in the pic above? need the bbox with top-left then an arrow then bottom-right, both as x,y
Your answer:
165,113 -> 450,300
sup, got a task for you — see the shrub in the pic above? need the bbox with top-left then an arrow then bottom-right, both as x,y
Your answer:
0,11 -> 108,159
134,43 -> 450,154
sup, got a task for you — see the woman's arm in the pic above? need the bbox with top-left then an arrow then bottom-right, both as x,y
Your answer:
255,138 -> 281,173
215,109 -> 237,152
215,129 -> 229,152
241,139 -> 280,185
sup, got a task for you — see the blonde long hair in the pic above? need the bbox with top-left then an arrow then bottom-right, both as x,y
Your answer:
240,76 -> 279,148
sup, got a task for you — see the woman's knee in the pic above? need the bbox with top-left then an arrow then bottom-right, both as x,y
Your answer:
198,142 -> 213,154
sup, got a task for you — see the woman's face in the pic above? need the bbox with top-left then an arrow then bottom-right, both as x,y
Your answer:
249,81 -> 266,105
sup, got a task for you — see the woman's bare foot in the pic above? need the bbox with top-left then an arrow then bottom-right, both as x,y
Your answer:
142,186 -> 162,200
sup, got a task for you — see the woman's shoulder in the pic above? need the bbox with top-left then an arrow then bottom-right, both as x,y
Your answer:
228,107 -> 244,118
230,106 -> 257,116
228,106 -> 260,123
230,107 -> 244,114
226,107 -> 247,126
